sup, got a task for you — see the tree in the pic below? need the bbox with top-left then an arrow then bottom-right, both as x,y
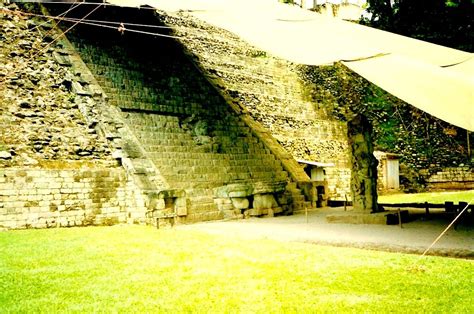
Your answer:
364,0 -> 474,52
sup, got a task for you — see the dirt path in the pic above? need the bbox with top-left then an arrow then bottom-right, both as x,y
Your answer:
178,208 -> 474,258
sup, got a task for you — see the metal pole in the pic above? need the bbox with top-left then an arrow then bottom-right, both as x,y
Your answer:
467,130 -> 471,159
398,208 -> 403,228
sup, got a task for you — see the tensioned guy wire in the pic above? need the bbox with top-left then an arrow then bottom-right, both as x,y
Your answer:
1,6 -> 251,50
0,3 -> 103,82
420,198 -> 473,257
2,9 -> 181,39
7,1 -> 83,42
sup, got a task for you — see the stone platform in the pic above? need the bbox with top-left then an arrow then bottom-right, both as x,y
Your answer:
326,209 -> 409,225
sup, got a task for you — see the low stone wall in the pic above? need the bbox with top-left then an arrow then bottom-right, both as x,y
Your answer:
427,167 -> 474,190
0,165 -> 131,229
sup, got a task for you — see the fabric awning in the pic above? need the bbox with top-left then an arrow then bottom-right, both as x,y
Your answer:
297,160 -> 335,167
107,0 -> 473,131
343,55 -> 473,131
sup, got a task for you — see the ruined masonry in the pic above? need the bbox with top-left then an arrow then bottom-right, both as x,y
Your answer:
0,4 -> 351,229
159,11 -> 351,199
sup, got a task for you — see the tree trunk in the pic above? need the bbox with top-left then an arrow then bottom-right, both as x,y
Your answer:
347,114 -> 380,212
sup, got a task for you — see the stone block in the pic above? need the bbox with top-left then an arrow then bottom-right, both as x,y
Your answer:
231,197 -> 249,210
266,208 -> 274,217
272,207 -> 283,214
222,209 -> 235,219
214,183 -> 253,198
214,198 -> 232,205
176,205 -> 187,216
253,194 -> 278,210
219,203 -> 234,211
326,212 -> 388,225
249,208 -> 268,216
228,190 -> 250,198
149,198 -> 165,210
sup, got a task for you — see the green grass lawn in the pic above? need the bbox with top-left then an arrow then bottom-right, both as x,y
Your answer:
0,226 -> 473,313
378,190 -> 474,204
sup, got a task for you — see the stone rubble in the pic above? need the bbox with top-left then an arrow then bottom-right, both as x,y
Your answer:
0,4 -> 115,168
0,4 -> 142,230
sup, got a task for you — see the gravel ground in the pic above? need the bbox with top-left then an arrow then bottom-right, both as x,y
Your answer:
178,207 -> 474,259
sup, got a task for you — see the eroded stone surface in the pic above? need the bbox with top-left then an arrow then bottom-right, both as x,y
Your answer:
0,5 -> 114,167
231,197 -> 249,210
253,194 -> 279,210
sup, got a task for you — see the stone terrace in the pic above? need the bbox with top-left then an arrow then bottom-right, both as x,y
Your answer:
63,7 -> 311,222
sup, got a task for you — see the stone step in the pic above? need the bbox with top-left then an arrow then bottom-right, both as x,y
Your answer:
148,152 -> 278,164
142,141 -> 266,153
148,152 -> 228,160
152,145 -> 205,154
189,201 -> 218,213
130,122 -> 182,130
140,139 -> 196,147
185,188 -> 216,197
123,114 -> 179,124
157,157 -> 281,169
188,195 -> 215,204
168,166 -> 286,177
146,145 -> 210,154
136,133 -> 193,142
148,149 -> 276,159
287,183 -> 301,191
130,123 -> 253,136
150,158 -> 282,172
133,128 -> 188,135
163,170 -> 284,182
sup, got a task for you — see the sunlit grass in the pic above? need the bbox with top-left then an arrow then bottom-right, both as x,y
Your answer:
0,225 -> 473,313
379,190 -> 474,204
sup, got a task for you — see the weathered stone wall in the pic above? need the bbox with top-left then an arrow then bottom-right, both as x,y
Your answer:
0,4 -> 147,229
0,165 -> 131,229
0,5 -> 114,167
159,11 -> 352,200
427,167 -> 474,190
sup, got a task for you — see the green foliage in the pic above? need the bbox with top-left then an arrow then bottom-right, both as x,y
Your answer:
445,0 -> 461,8
298,63 -> 370,121
0,226 -> 473,312
363,0 -> 474,51
298,63 -> 472,191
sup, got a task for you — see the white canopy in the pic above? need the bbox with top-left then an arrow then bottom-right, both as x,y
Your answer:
107,0 -> 474,131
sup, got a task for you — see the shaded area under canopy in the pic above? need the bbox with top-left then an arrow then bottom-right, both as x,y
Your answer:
104,0 -> 473,131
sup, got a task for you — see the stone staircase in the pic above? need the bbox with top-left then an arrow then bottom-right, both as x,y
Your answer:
122,111 -> 296,221
159,11 -> 352,200
64,27 -> 312,222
